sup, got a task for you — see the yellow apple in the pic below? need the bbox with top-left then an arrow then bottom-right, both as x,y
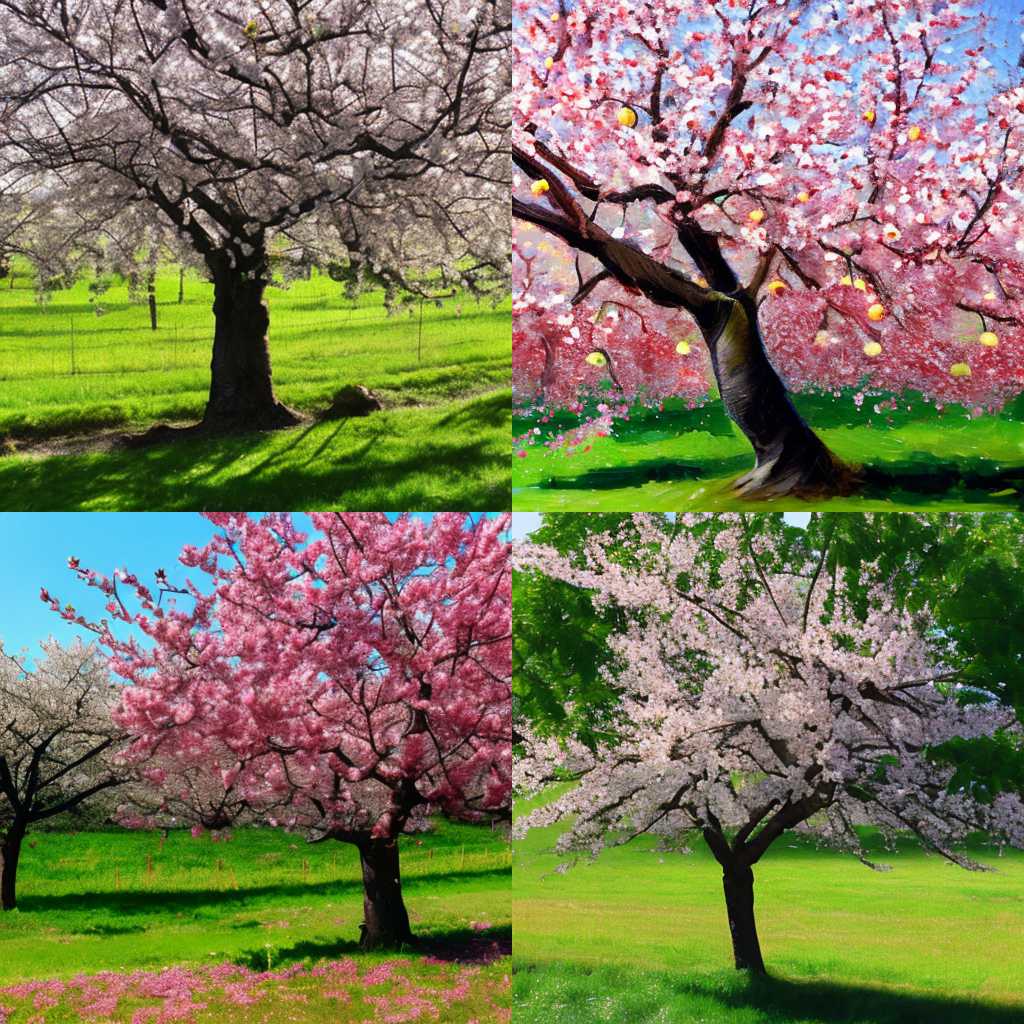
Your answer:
551,11 -> 559,20
585,351 -> 607,366
617,107 -> 637,128
853,278 -> 867,291
676,339 -> 691,355
767,279 -> 787,296
863,341 -> 882,357
840,274 -> 853,286
950,362 -> 971,377
797,191 -> 811,203
748,209 -> 766,224
979,331 -> 999,348
531,179 -> 550,196
544,56 -> 554,69
907,125 -> 922,142
864,109 -> 876,125
867,303 -> 885,321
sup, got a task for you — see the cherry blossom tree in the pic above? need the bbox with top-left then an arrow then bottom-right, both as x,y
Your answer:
0,0 -> 510,432
0,639 -> 125,911
513,513 -> 1024,972
45,512 -> 512,949
512,0 -> 1024,496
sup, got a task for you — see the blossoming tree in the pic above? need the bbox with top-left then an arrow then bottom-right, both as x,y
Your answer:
513,513 -> 1024,972
0,0 -> 509,431
512,0 -> 1024,496
45,512 -> 512,949
0,639 -> 125,911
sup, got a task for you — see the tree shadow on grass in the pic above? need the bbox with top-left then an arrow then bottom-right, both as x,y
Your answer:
20,865 -> 511,916
537,454 -> 751,492
0,407 -> 510,510
518,962 -> 1024,1024
235,924 -> 512,971
529,445 -> 1024,507
707,973 -> 1024,1024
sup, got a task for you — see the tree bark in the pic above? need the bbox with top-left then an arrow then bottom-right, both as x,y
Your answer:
721,861 -> 766,973
1,824 -> 25,911
356,837 -> 413,950
202,252 -> 298,431
178,266 -> 185,304
702,295 -> 857,498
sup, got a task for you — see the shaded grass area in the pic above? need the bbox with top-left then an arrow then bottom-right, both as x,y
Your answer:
513,811 -> 1024,1023
514,963 -> 1024,1024
0,390 -> 511,510
1,822 -> 511,984
512,394 -> 1024,511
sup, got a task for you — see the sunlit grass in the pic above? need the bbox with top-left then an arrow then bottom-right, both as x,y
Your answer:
513,807 -> 1024,1023
512,394 -> 1024,511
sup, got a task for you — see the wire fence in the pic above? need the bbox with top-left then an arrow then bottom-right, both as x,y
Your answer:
0,284 -> 507,384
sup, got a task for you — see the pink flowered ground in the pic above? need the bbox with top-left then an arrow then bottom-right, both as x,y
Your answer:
0,955 -> 510,1024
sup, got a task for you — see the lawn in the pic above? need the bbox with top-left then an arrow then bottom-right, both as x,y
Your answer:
0,264 -> 510,509
513,810 -> 1024,1024
512,394 -> 1024,511
0,822 -> 511,1023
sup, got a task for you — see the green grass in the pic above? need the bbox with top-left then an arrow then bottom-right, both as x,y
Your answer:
0,390 -> 510,510
513,812 -> 1024,1023
512,394 -> 1024,511
0,822 -> 511,1022
0,264 -> 510,509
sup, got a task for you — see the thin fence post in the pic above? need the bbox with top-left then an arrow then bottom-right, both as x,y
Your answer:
417,297 -> 424,362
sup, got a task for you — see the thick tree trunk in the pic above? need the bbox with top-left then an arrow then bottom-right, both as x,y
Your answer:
357,838 -> 413,950
703,295 -> 856,498
1,826 -> 25,911
721,862 -> 766,973
202,253 -> 298,432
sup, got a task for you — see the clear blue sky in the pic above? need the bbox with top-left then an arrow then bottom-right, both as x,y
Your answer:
0,513 -> 500,655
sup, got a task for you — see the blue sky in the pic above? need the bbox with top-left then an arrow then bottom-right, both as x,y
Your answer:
0,513 -> 486,655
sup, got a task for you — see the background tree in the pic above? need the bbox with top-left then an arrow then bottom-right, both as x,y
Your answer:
0,0 -> 510,432
47,512 -> 512,949
512,0 -> 1024,496
0,639 -> 125,911
513,513 -> 1024,972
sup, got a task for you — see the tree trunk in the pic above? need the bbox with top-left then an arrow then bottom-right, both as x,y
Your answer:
203,253 -> 298,432
147,269 -> 158,331
703,295 -> 857,499
357,838 -> 413,950
178,266 -> 185,304
1,825 -> 25,911
721,862 -> 766,973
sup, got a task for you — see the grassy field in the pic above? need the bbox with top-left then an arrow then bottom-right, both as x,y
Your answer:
0,264 -> 510,509
512,395 -> 1024,511
0,822 -> 510,1022
513,811 -> 1024,1024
